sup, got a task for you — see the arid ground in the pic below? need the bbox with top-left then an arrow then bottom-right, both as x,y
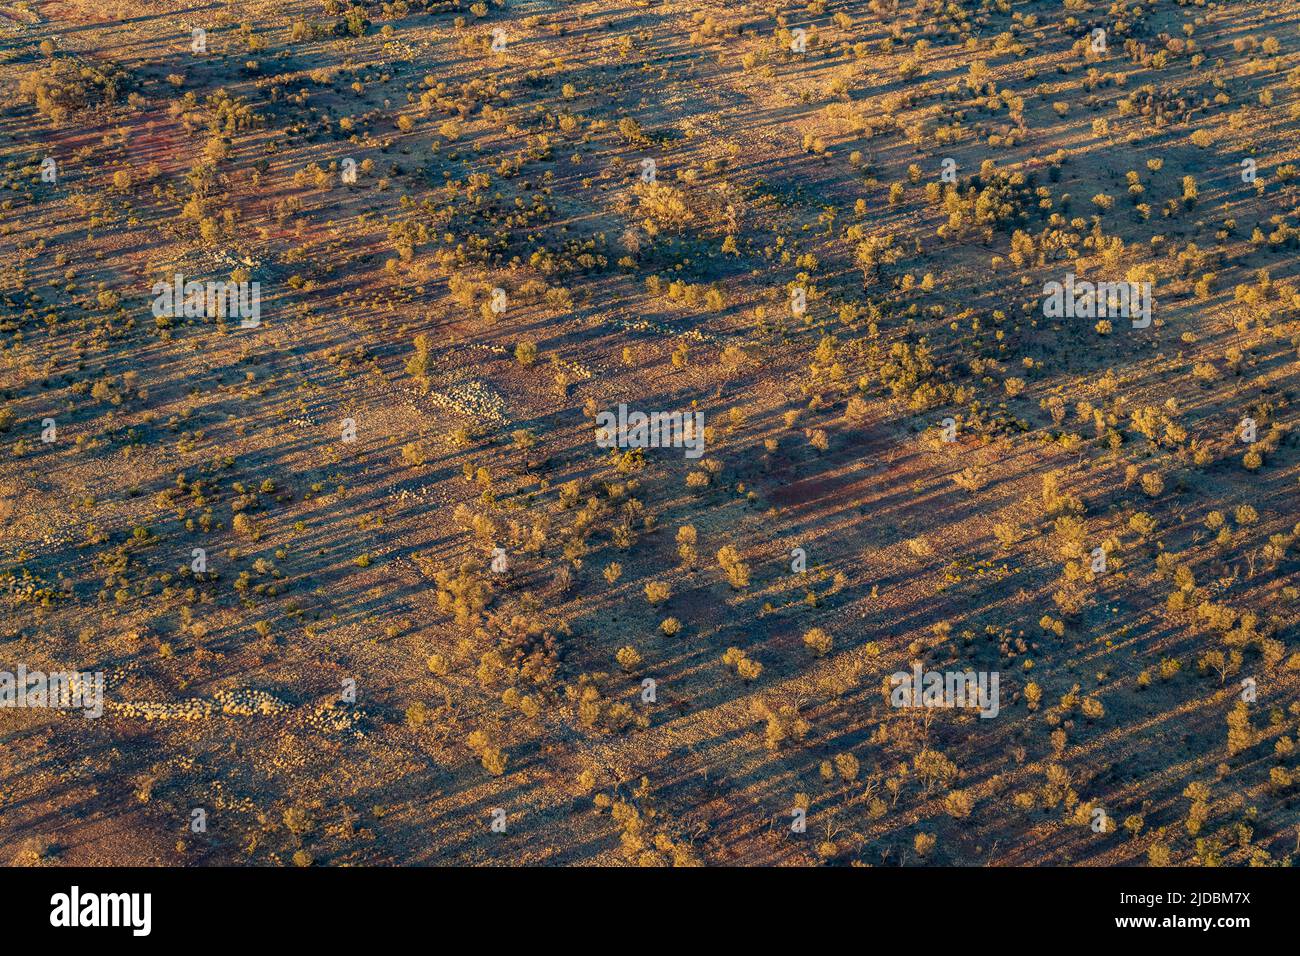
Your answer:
2,0 -> 1299,866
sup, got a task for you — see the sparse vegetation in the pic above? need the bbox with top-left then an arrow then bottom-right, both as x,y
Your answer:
2,0 -> 1297,874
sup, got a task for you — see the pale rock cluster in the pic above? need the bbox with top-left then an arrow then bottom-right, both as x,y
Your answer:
108,688 -> 290,721
429,379 -> 508,426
